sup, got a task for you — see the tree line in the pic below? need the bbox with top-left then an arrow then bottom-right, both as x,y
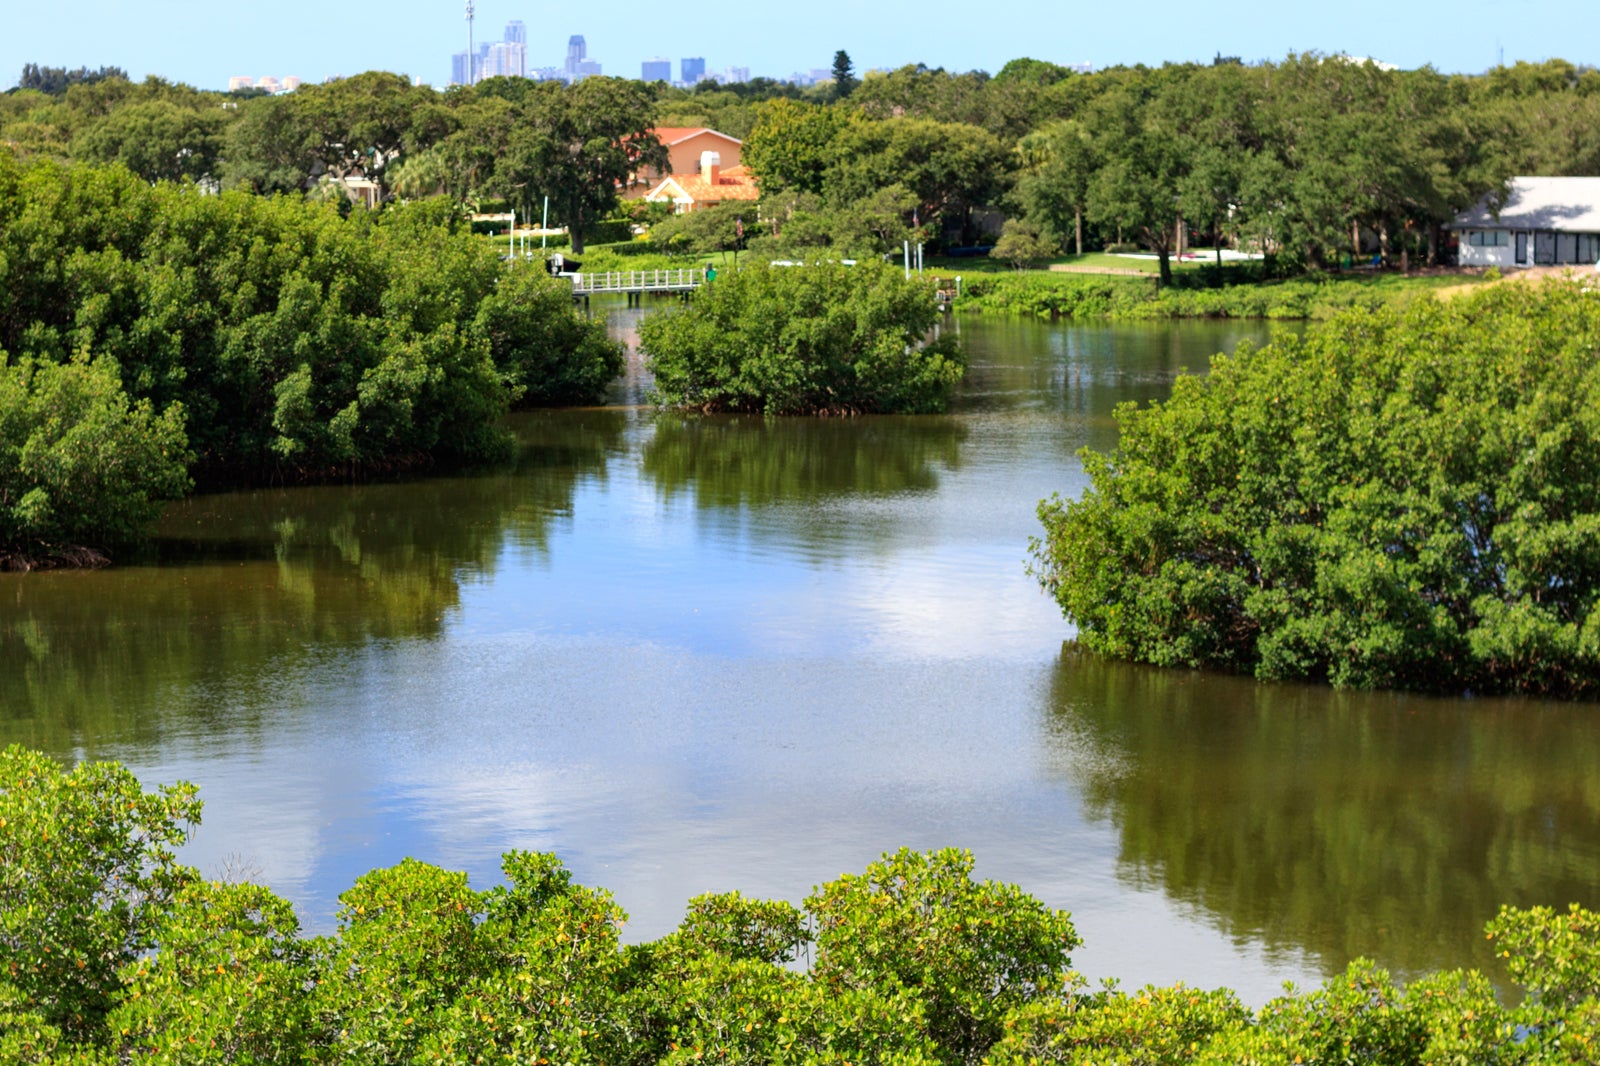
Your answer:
9,55 -> 1600,274
6,743 -> 1600,1065
0,150 -> 621,567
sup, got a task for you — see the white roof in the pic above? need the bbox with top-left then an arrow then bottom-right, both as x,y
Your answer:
1454,177 -> 1600,233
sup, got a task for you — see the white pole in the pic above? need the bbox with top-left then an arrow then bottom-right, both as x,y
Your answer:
542,196 -> 550,250
510,209 -> 515,266
917,242 -> 923,274
903,241 -> 910,280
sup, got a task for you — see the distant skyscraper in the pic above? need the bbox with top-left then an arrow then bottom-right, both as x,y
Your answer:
680,57 -> 706,84
642,57 -> 671,82
483,40 -> 526,78
453,21 -> 527,84
723,66 -> 750,84
566,36 -> 587,78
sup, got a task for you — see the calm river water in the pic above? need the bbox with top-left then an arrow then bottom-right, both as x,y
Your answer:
4,309 -> 1599,1004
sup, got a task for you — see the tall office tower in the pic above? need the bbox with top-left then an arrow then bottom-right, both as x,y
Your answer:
566,36 -> 587,78
680,57 -> 706,84
451,51 -> 472,85
642,57 -> 671,82
504,20 -> 526,45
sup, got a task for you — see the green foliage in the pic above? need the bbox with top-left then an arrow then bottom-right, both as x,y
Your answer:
1031,281 -> 1600,695
669,892 -> 808,965
485,78 -> 666,254
0,745 -> 201,1041
16,64 -> 128,96
0,155 -> 623,501
1488,904 -> 1600,1009
743,99 -> 856,196
651,202 -> 751,258
832,51 -> 859,101
473,267 -> 624,406
0,354 -> 189,562
0,979 -> 65,1065
13,743 -> 1600,1066
70,99 -> 228,184
808,847 -> 1082,1066
107,882 -> 321,1063
990,219 -> 1058,269
988,983 -> 1250,1065
639,263 -> 964,415
955,270 -> 1470,320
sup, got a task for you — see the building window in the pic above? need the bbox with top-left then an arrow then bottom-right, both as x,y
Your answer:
1468,230 -> 1509,247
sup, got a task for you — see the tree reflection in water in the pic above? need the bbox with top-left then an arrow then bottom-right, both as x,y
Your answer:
0,410 -> 628,755
1043,648 -> 1600,987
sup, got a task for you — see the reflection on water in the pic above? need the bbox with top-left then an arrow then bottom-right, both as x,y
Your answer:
6,312 -> 1590,1004
0,410 -> 627,754
1045,651 -> 1600,986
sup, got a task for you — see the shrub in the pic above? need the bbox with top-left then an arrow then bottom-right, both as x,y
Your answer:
0,745 -> 201,1041
1031,281 -> 1600,695
0,354 -> 189,564
473,267 -> 624,406
639,262 -> 964,415
0,157 -> 626,496
10,744 -> 1600,1066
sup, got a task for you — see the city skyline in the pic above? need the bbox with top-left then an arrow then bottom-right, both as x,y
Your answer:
6,0 -> 1597,92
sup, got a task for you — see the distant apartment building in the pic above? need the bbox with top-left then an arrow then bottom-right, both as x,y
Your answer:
721,66 -> 750,84
642,57 -> 672,82
680,57 -> 706,85
451,21 -> 528,85
482,40 -> 527,79
226,75 -> 303,94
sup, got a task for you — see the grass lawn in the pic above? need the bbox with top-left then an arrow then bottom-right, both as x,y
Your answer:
927,250 -> 1253,276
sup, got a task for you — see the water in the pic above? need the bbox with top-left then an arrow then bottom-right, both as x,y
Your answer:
3,311 -> 1597,1005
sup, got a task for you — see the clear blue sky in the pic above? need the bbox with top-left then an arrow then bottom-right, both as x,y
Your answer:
4,0 -> 1594,90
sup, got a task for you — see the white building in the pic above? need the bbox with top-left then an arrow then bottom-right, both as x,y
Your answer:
1452,177 -> 1600,268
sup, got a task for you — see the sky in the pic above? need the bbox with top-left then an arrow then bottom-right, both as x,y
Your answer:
3,0 -> 1596,91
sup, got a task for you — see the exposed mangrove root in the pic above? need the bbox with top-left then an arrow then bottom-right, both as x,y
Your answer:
0,546 -> 113,572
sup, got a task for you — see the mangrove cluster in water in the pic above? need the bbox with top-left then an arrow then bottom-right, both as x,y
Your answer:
0,153 -> 621,567
1032,281 -> 1600,696
638,263 -> 964,415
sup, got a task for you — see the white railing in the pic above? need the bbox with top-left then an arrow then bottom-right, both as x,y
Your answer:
569,269 -> 705,294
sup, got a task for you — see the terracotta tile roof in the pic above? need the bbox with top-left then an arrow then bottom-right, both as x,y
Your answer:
669,164 -> 761,203
648,126 -> 744,146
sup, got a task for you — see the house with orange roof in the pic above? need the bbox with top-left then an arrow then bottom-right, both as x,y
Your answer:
623,127 -> 743,198
645,151 -> 761,213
